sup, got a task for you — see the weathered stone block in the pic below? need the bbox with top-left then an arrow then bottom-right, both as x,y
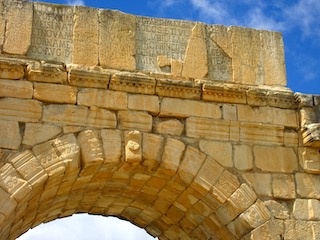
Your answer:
142,133 -> 164,163
22,123 -> 62,147
0,120 -> 21,150
118,111 -> 152,132
0,98 -> 42,122
156,119 -> 184,136
242,173 -> 272,197
160,98 -> 221,118
100,129 -> 122,163
27,62 -> 67,84
296,173 -> 320,198
265,200 -> 290,219
77,88 -> 128,111
43,104 -> 88,126
301,147 -> 320,174
73,6 -> 99,65
78,130 -> 104,176
0,80 -> 33,99
125,130 -> 142,164
293,199 -> 320,221
87,107 -> 117,129
254,146 -> 298,173
284,220 -> 314,239
99,10 -> 136,71
0,59 -> 25,79
34,83 -> 77,104
186,117 -> 230,141
199,140 -> 233,167
178,146 -> 206,184
68,68 -> 111,89
128,94 -> 160,115
234,144 -> 253,171
222,104 -> 237,121
272,174 -> 296,199
3,1 -> 33,55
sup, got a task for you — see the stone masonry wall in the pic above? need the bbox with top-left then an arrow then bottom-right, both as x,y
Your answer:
0,1 -> 319,240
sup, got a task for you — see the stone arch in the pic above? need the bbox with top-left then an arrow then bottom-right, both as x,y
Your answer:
0,129 -> 273,240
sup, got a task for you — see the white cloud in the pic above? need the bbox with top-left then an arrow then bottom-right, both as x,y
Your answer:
66,0 -> 85,6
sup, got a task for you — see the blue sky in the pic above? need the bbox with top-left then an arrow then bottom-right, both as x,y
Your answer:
18,0 -> 319,239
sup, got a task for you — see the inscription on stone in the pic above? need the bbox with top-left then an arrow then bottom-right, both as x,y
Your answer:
136,17 -> 193,72
27,3 -> 74,63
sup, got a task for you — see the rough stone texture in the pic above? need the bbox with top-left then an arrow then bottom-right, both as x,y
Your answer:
3,1 -> 33,55
234,145 -> 253,171
128,94 -> 159,115
99,10 -> 136,70
199,140 -> 233,167
296,173 -> 320,198
272,174 -> 296,199
22,123 -> 62,147
34,83 -> 77,104
243,173 -> 272,197
73,6 -> 99,65
293,199 -> 320,221
156,119 -> 184,136
254,146 -> 298,173
0,120 -> 21,150
118,111 -> 152,132
0,80 -> 33,99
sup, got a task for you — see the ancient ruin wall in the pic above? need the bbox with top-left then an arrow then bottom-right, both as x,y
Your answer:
0,1 -> 319,239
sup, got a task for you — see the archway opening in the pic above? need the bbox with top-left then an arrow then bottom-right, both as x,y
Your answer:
17,214 -> 157,240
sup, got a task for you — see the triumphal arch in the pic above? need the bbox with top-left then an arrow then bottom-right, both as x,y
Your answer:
0,1 -> 319,239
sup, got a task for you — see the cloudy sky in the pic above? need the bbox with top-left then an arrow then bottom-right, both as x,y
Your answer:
18,0 -> 319,239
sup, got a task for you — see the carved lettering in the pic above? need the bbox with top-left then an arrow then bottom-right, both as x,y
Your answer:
136,17 -> 193,72
27,3 -> 73,63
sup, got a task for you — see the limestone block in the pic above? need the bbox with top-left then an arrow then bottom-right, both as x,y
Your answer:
160,98 -> 221,118
78,130 -> 104,176
284,130 -> 299,147
237,105 -> 298,128
128,94 -> 160,115
293,199 -> 320,221
155,119 -> 184,136
234,144 -> 253,171
181,23 -> 208,79
243,220 -> 283,240
267,90 -> 296,109
222,104 -> 237,121
302,124 -> 320,147
32,134 -> 80,174
0,59 -> 25,79
284,220 -> 314,239
73,6 -> 99,65
99,10 -> 136,71
212,170 -> 241,204
178,146 -> 206,184
87,106 -> 117,129
77,88 -> 128,111
301,147 -> 320,174
215,183 -> 256,225
27,62 -> 67,84
109,72 -> 156,95
22,123 -> 61,147
100,129 -> 122,163
0,120 -> 21,150
0,163 -> 31,202
43,104 -> 88,126
68,68 -> 111,89
300,107 -> 317,126
156,79 -> 201,100
160,138 -> 185,176
118,111 -> 152,132
295,93 -> 314,108
296,173 -> 320,198
63,126 -> 85,134
246,87 -> 268,106
3,1 -> 33,55
0,80 -> 33,99
240,122 -> 284,145
0,187 -> 17,222
34,83 -> 77,104
199,140 -> 233,167
260,31 -> 286,86
242,173 -> 272,197
202,83 -> 247,104
0,98 -> 42,122
0,0 -> 4,50
27,3 -> 74,63
254,146 -> 298,173
193,157 -> 224,195
272,174 -> 296,199
265,200 -> 290,219
9,150 -> 47,188
125,130 -> 142,164
142,133 -> 164,164
186,117 -> 230,141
